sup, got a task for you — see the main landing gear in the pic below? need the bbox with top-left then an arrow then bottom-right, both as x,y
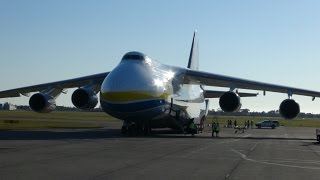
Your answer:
121,121 -> 151,136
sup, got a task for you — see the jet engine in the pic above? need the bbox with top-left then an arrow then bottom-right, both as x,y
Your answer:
71,88 -> 98,110
219,91 -> 242,112
29,93 -> 56,113
279,99 -> 300,119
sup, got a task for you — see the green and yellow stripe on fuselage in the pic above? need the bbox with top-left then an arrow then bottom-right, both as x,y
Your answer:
100,91 -> 170,103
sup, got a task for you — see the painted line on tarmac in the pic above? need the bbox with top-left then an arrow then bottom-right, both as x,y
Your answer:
231,149 -> 320,170
253,156 -> 320,164
258,159 -> 320,165
250,142 -> 258,151
218,134 -> 252,144
261,147 -> 320,153
183,134 -> 252,157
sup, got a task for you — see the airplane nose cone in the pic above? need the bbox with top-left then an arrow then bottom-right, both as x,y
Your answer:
102,61 -> 154,95
100,61 -> 169,120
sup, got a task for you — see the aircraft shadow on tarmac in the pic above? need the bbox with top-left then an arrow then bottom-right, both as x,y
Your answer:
0,129 -> 121,140
301,141 -> 320,146
0,129 -> 317,142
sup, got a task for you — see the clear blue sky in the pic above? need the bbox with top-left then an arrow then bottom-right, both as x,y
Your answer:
1,0 -> 320,113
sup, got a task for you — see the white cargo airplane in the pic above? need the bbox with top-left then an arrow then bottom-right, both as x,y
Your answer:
1,32 -> 320,135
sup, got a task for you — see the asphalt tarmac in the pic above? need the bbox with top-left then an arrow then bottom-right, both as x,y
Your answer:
0,122 -> 319,180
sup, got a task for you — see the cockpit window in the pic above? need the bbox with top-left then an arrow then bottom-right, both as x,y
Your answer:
123,55 -> 145,60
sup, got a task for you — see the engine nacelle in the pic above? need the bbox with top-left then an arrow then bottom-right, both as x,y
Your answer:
219,91 -> 242,112
71,88 -> 98,110
279,99 -> 300,119
29,93 -> 56,113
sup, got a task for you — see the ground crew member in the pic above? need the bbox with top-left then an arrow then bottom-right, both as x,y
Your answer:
216,122 -> 220,137
212,122 -> 220,137
189,121 -> 197,136
234,120 -> 237,127
212,122 -> 216,137
251,120 -> 254,129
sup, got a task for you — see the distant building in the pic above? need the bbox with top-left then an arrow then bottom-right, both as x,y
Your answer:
2,102 -> 17,111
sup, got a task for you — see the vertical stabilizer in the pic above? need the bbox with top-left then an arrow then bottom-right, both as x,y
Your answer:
187,31 -> 199,70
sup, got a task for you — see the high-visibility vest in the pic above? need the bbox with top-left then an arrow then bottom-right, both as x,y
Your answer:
189,123 -> 196,129
212,124 -> 217,131
216,125 -> 220,131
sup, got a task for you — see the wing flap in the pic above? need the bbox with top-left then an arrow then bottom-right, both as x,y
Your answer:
0,72 -> 109,98
184,69 -> 320,98
204,90 -> 258,98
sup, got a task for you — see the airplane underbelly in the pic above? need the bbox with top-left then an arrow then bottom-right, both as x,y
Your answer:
100,99 -> 169,121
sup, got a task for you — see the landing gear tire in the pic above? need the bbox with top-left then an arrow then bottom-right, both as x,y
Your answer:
122,121 -> 152,137
142,123 -> 151,136
128,125 -> 135,136
121,125 -> 128,136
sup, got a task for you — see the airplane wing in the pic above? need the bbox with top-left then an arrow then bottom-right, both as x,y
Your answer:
184,69 -> 320,98
204,90 -> 258,98
0,72 -> 109,98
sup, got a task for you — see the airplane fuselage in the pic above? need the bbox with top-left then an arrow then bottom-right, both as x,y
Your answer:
100,52 -> 207,130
